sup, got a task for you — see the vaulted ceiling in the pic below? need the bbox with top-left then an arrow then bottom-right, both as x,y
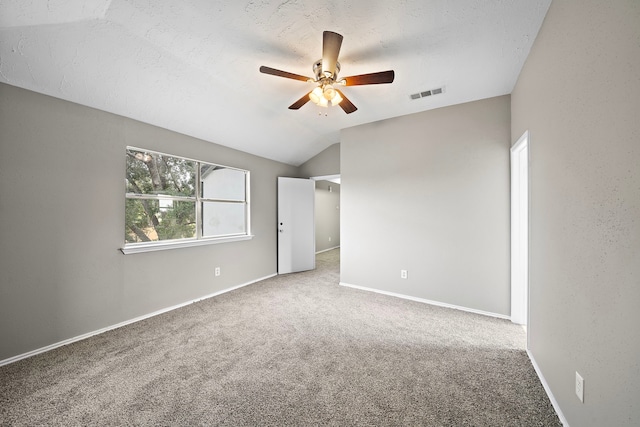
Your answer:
0,0 -> 551,165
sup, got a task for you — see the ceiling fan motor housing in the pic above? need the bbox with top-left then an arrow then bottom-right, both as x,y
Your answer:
313,59 -> 340,82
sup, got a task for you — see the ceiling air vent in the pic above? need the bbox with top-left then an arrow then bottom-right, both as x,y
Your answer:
409,86 -> 445,100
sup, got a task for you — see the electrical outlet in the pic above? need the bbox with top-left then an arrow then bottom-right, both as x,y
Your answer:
401,270 -> 408,279
328,236 -> 332,242
215,267 -> 221,277
575,371 -> 584,403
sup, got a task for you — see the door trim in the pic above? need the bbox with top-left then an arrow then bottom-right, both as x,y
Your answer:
510,131 -> 529,328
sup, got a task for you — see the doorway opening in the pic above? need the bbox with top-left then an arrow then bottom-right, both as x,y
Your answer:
310,175 -> 341,255
511,132 -> 529,333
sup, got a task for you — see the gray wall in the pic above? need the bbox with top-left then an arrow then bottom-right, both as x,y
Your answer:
511,0 -> 640,425
0,83 -> 298,361
341,95 -> 511,316
298,143 -> 340,178
315,180 -> 340,253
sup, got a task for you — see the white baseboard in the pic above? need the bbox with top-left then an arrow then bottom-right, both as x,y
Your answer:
316,245 -> 340,254
339,282 -> 510,320
0,273 -> 277,367
527,349 -> 570,426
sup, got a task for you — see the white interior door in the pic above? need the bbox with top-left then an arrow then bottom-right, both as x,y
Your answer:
278,177 -> 315,274
511,131 -> 529,326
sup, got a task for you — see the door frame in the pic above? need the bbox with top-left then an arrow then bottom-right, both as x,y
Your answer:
310,174 -> 341,254
510,131 -> 529,329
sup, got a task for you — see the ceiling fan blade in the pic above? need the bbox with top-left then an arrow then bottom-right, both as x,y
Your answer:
343,70 -> 395,86
288,92 -> 312,110
336,89 -> 357,114
322,31 -> 343,76
259,66 -> 312,82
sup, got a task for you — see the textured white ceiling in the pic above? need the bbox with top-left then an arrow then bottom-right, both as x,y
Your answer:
0,0 -> 551,166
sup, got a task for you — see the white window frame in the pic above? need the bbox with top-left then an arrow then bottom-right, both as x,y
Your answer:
121,147 -> 252,254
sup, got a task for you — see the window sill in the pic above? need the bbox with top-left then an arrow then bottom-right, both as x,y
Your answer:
120,235 -> 254,254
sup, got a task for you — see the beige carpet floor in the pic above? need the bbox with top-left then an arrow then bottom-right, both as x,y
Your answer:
0,248 -> 561,426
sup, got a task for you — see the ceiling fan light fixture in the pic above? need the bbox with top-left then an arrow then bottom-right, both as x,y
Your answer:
309,84 -> 342,107
329,90 -> 343,106
310,86 -> 329,107
323,85 -> 336,101
309,86 -> 324,104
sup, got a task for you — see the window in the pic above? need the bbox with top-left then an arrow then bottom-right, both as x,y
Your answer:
122,147 -> 251,254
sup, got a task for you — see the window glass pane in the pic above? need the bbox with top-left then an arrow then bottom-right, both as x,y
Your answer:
126,149 -> 196,197
125,198 -> 196,242
202,202 -> 246,237
200,165 -> 245,200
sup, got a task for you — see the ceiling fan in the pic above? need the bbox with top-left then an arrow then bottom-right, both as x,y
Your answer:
259,31 -> 395,114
